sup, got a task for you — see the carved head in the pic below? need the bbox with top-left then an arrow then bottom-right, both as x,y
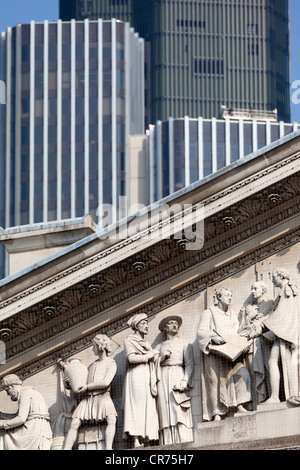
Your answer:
214,288 -> 233,307
272,267 -> 290,287
92,334 -> 112,354
251,281 -> 267,300
127,313 -> 148,331
158,315 -> 182,334
2,374 -> 23,401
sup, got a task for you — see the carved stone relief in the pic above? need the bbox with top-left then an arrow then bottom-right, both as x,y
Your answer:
0,160 -> 299,449
0,374 -> 52,450
0,258 -> 300,449
57,335 -> 117,451
123,314 -> 159,448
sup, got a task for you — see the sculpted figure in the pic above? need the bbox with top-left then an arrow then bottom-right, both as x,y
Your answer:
52,359 -> 85,450
197,288 -> 252,421
123,313 -> 159,448
238,282 -> 275,405
62,334 -> 117,450
261,268 -> 300,404
0,374 -> 52,450
156,315 -> 194,445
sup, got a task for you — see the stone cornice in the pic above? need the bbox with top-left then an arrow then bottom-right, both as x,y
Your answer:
5,220 -> 300,382
1,172 -> 299,347
0,150 -> 299,313
0,149 -> 299,378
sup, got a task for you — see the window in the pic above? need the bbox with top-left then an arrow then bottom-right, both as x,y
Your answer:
203,121 -> 212,176
217,122 -> 226,170
248,24 -> 258,35
177,20 -> 206,29
230,123 -> 239,163
244,122 -> 252,157
194,58 -> 224,76
248,44 -> 259,56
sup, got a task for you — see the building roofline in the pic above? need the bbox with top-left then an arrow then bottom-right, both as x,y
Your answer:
0,128 -> 300,292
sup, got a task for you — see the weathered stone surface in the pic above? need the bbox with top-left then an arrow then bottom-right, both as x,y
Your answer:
0,132 -> 299,450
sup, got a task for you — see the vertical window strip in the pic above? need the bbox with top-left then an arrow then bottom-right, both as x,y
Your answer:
169,117 -> 174,195
98,19 -> 103,223
70,19 -> 76,219
239,119 -> 244,159
198,117 -> 203,180
225,118 -> 231,166
43,21 -> 49,222
57,20 -> 62,221
125,22 -> 130,213
211,117 -> 217,173
84,19 -> 89,216
184,116 -> 190,187
29,21 -> 35,224
15,25 -> 21,225
5,29 -> 11,228
111,19 -> 117,218
149,125 -> 155,204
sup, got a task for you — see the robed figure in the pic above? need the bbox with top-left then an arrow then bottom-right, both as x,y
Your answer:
197,288 -> 252,421
238,281 -> 275,406
123,314 -> 159,448
156,315 -> 194,446
0,374 -> 52,450
262,268 -> 300,404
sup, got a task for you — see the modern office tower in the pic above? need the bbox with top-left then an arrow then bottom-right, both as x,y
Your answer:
60,0 -> 134,24
59,0 -> 291,124
0,19 -> 145,229
146,115 -> 297,203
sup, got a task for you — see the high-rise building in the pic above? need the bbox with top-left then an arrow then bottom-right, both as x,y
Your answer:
146,114 -> 297,203
60,0 -> 134,24
0,19 -> 145,230
59,0 -> 291,124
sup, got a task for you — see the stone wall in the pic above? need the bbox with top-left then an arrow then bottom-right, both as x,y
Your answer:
1,241 -> 299,449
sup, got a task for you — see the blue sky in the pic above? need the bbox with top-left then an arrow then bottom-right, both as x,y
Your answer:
0,0 -> 299,123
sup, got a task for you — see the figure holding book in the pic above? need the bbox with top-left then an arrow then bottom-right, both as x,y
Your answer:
238,282 -> 275,406
197,288 -> 252,422
156,315 -> 194,445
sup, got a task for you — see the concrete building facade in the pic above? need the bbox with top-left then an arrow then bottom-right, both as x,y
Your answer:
59,0 -> 291,123
0,19 -> 145,230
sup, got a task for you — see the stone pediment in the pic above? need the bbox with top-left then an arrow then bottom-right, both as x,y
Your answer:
0,130 -> 299,381
0,132 -> 300,451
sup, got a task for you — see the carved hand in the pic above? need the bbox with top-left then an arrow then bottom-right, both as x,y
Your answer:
211,335 -> 225,345
174,379 -> 188,392
147,349 -> 160,362
0,421 -> 8,430
75,385 -> 88,395
160,350 -> 172,362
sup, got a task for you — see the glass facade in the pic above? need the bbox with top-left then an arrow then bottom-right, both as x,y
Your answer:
59,0 -> 290,124
0,19 -> 145,230
148,117 -> 298,203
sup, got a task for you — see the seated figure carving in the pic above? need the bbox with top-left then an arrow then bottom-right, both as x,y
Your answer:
0,374 -> 52,450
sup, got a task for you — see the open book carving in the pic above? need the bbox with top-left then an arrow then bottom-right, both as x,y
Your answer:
209,330 -> 252,361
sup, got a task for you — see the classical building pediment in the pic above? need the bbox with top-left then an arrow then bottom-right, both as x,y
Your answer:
0,131 -> 300,450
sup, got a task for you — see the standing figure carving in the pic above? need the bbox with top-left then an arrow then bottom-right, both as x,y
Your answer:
62,334 -> 118,450
197,288 -> 252,421
156,315 -> 194,445
0,374 -> 52,450
261,268 -> 300,404
123,313 -> 159,448
238,282 -> 275,406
